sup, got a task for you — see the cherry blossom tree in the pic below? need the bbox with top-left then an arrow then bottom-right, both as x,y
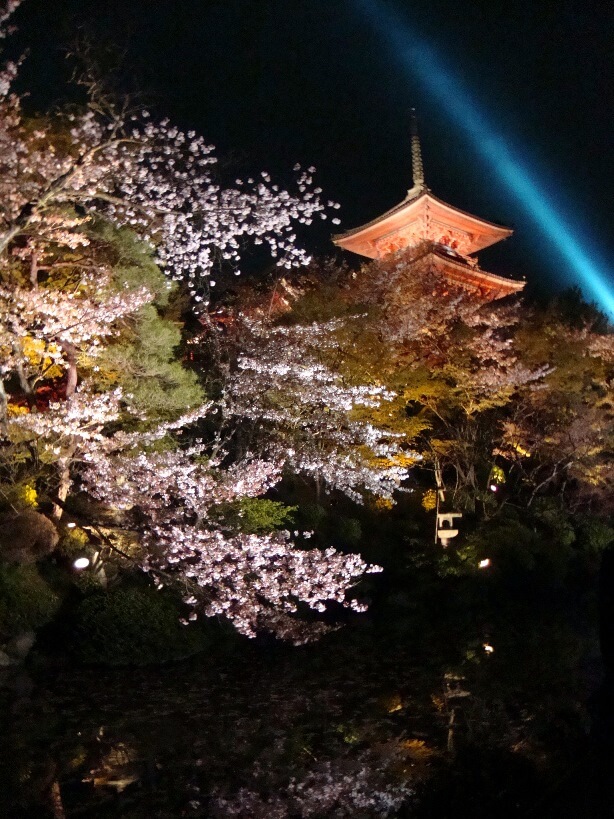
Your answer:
244,250 -> 552,503
0,3 -> 389,641
72,435 -> 381,642
0,56 -> 330,295
221,315 -> 416,503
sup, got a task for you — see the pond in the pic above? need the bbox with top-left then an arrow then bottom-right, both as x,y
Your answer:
2,554 -> 609,818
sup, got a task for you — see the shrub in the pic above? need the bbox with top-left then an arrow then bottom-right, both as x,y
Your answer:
214,497 -> 297,534
299,503 -> 328,530
0,510 -> 58,564
72,585 -> 208,665
0,564 -> 61,639
334,516 -> 363,547
577,517 -> 614,553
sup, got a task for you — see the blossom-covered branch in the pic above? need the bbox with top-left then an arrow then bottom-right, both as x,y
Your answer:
224,316 -> 418,501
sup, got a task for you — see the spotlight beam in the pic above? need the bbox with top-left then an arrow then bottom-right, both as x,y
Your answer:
353,0 -> 614,318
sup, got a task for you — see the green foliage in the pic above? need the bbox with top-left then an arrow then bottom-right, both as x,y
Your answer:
214,497 -> 297,534
97,303 -> 203,418
480,516 -> 543,573
57,525 -> 89,559
298,503 -> 328,530
0,479 -> 39,512
0,222 -> 204,527
456,504 -> 578,582
333,516 -> 362,547
72,586 -> 208,666
532,498 -> 576,549
85,224 -> 204,420
576,517 -> 614,553
96,222 -> 172,308
549,286 -> 611,334
283,283 -> 355,325
0,564 -> 61,639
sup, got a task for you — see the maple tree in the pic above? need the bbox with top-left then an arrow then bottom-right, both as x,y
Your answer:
259,250 -> 550,502
250,249 -> 614,519
496,307 -> 614,513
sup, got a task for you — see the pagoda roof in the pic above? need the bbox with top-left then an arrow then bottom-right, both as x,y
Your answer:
333,190 -> 513,259
427,245 -> 524,298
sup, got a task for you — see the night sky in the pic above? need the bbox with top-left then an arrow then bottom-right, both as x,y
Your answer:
9,0 -> 614,306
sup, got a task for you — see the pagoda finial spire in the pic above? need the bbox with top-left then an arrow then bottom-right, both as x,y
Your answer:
407,108 -> 425,198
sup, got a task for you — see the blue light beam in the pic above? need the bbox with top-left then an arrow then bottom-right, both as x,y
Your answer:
353,0 -> 614,318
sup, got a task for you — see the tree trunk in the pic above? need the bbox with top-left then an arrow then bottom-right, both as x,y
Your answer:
60,341 -> 78,398
52,444 -> 76,521
30,249 -> 39,288
49,779 -> 66,819
446,708 -> 456,754
13,345 -> 33,395
91,550 -> 108,587
0,378 -> 8,435
51,342 -> 79,521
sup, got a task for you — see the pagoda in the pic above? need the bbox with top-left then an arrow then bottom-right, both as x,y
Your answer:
333,116 -> 524,301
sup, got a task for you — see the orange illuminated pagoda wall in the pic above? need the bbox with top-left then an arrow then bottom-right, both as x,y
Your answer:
333,118 -> 524,301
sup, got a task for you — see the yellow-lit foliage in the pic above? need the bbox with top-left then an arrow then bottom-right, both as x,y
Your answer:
19,483 -> 38,508
400,738 -> 437,782
59,525 -> 89,558
100,527 -> 142,559
490,464 -> 506,485
7,403 -> 30,417
421,489 -> 437,512
351,396 -> 431,446
512,441 -> 531,458
370,496 -> 394,512
580,463 -> 611,488
402,738 -> 436,761
370,451 -> 420,471
67,748 -> 88,771
1,480 -> 41,511
431,694 -> 445,712
382,693 -> 404,713
21,336 -> 64,379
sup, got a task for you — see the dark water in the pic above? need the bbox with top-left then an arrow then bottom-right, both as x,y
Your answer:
1,558 -> 610,818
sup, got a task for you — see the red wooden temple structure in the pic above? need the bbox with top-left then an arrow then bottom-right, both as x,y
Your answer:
333,116 -> 524,301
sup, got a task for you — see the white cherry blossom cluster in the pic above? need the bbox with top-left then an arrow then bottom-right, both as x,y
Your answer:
451,304 -> 554,411
356,247 -> 469,344
0,7 -> 380,641
81,446 -> 280,516
0,41 -> 333,302
0,0 -> 19,32
145,526 -> 379,641
225,317 -> 416,501
12,387 -> 124,450
77,439 -> 380,642
587,332 -> 614,363
0,1 -> 20,95
96,125 -> 330,293
91,404 -> 213,454
211,750 -> 413,817
0,276 -> 152,376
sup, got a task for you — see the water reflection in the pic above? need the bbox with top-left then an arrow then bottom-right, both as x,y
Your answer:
1,581 -> 599,818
